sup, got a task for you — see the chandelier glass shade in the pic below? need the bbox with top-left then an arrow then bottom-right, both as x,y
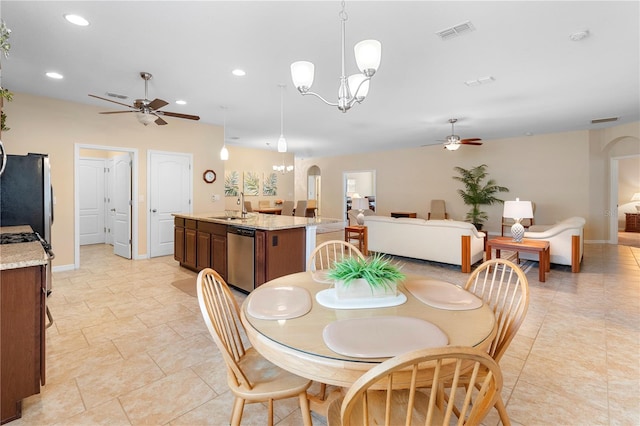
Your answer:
290,2 -> 381,113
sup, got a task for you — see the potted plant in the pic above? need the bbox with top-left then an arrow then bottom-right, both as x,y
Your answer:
453,164 -> 509,230
327,253 -> 405,300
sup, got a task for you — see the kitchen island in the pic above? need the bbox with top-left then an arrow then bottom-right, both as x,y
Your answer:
1,226 -> 48,424
173,212 -> 341,292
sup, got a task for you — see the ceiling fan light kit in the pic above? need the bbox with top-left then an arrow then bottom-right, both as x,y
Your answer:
290,1 -> 381,113
442,118 -> 483,151
89,71 -> 200,126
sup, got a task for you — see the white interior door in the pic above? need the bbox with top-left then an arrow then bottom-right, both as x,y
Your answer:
105,158 -> 115,245
113,153 -> 132,259
149,151 -> 192,257
79,158 -> 106,245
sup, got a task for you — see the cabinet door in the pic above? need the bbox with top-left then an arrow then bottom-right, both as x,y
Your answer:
212,234 -> 227,280
184,228 -> 197,269
174,226 -> 185,262
197,231 -> 212,270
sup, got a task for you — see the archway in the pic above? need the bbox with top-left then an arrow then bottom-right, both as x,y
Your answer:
307,165 -> 321,216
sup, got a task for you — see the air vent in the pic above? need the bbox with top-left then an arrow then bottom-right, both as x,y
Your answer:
436,21 -> 475,40
465,76 -> 495,87
591,117 -> 618,124
106,92 -> 128,100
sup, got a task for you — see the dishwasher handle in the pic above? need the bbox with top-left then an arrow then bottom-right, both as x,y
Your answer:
228,226 -> 255,237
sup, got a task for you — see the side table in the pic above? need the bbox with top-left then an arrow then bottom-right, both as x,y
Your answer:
486,237 -> 550,282
345,225 -> 368,256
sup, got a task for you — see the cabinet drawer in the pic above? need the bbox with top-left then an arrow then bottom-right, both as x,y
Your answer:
198,221 -> 227,235
174,217 -> 185,227
185,219 -> 197,230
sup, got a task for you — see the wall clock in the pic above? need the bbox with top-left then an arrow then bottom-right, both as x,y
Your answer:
203,169 -> 216,183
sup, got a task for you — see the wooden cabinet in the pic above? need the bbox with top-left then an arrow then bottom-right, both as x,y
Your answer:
625,213 -> 640,232
174,218 -> 227,278
255,227 -> 306,287
1,265 -> 46,424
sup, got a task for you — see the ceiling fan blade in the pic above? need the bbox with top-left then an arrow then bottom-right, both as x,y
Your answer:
148,98 -> 169,111
460,138 -> 482,143
154,116 -> 168,126
460,140 -> 483,146
99,110 -> 136,114
158,111 -> 201,121
88,94 -> 134,109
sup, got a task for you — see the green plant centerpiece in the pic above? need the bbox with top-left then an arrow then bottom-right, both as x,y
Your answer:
327,253 -> 405,300
452,164 -> 509,230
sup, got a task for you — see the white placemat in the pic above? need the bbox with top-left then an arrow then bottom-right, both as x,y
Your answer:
404,279 -> 483,310
247,286 -> 312,320
323,316 -> 448,358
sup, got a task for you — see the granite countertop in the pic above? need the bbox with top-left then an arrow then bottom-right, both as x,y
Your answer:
0,225 -> 49,270
173,211 -> 342,231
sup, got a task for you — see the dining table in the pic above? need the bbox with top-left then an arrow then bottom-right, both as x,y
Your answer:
240,271 -> 497,395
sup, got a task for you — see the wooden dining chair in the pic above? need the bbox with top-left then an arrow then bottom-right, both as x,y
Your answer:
196,268 -> 313,426
294,200 -> 307,217
280,200 -> 295,216
243,200 -> 253,212
326,346 -> 503,426
307,240 -> 365,272
258,200 -> 270,209
461,258 -> 530,425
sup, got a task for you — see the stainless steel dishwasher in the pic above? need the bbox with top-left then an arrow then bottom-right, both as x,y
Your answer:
227,226 -> 255,293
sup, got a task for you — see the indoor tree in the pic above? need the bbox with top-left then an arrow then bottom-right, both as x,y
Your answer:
453,164 -> 509,230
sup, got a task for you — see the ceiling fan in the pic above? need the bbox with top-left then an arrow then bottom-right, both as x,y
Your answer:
88,72 -> 200,126
440,118 -> 483,150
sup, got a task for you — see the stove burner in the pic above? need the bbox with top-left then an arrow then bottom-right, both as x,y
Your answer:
0,232 -> 41,245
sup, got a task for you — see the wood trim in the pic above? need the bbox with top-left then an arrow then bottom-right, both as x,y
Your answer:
461,235 -> 471,273
571,235 -> 581,273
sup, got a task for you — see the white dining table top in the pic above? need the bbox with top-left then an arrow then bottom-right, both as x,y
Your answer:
240,271 -> 496,388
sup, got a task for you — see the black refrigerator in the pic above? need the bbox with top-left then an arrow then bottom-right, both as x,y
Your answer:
0,153 -> 54,245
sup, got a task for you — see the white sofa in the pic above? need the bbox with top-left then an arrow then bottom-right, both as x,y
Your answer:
363,216 -> 486,272
521,216 -> 585,272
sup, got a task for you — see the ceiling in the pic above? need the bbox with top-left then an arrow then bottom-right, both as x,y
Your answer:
2,1 -> 639,158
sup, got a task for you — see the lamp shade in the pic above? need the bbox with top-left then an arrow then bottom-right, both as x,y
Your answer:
347,74 -> 369,101
354,40 -> 381,76
352,197 -> 369,211
220,145 -> 229,161
631,192 -> 640,201
290,61 -> 315,91
503,199 -> 534,219
277,135 -> 287,153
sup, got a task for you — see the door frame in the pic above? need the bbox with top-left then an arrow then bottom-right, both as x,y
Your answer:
74,143 -> 139,269
609,153 -> 640,244
146,149 -> 193,257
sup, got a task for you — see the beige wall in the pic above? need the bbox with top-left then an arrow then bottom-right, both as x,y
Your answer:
223,145 -> 295,211
3,92 -> 225,267
295,122 -> 640,241
3,92 -> 639,268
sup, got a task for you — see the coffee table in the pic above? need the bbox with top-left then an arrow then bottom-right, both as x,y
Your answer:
486,237 -> 550,282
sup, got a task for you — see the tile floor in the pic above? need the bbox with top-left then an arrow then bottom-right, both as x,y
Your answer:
10,231 -> 640,425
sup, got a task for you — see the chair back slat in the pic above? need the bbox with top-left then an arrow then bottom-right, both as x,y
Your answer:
339,346 -> 502,426
307,240 -> 365,272
465,259 -> 530,362
197,268 -> 254,389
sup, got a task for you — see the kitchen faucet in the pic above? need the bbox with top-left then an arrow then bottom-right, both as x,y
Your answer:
237,192 -> 247,218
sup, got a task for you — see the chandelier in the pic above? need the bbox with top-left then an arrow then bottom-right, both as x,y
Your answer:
273,158 -> 294,174
290,1 -> 381,113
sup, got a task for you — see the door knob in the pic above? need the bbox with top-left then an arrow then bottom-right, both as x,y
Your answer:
152,209 -> 157,213
110,208 -> 116,212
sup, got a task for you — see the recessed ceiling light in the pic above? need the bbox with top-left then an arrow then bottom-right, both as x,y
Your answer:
175,100 -> 187,105
464,76 -> 495,87
63,14 -> 89,26
45,72 -> 64,79
232,69 -> 246,77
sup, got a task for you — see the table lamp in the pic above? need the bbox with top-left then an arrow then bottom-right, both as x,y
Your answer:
632,192 -> 640,212
352,197 -> 369,225
503,198 -> 534,242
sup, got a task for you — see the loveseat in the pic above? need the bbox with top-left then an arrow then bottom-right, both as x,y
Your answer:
363,216 -> 486,272
521,216 -> 585,272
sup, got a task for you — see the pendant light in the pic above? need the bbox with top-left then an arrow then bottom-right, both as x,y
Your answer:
277,84 -> 287,153
220,106 -> 229,161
